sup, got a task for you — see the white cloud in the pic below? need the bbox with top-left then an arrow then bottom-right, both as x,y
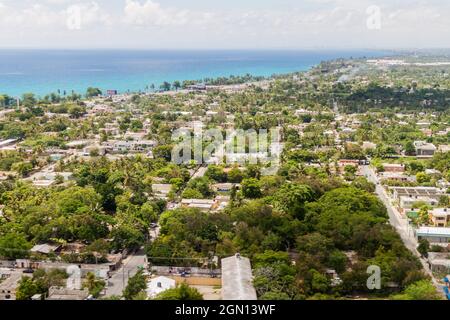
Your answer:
0,0 -> 450,48
123,0 -> 192,27
0,1 -> 111,30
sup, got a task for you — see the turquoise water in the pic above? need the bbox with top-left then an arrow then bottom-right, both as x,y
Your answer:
0,49 -> 388,97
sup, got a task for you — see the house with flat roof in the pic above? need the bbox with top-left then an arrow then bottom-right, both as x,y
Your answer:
414,141 -> 437,157
181,199 -> 217,212
113,140 -> 156,153
379,172 -> 413,183
391,187 -> 445,201
382,163 -> 406,173
428,252 -> 450,273
212,183 -> 240,193
221,255 -> 257,300
46,287 -> 89,300
152,184 -> 173,199
399,196 -> 439,210
29,172 -> 74,188
430,208 -> 450,227
146,276 -> 176,299
416,226 -> 450,243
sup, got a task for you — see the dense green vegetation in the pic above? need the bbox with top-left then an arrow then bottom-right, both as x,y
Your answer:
0,55 -> 448,300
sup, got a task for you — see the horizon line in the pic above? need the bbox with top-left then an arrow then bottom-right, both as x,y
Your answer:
0,47 -> 447,52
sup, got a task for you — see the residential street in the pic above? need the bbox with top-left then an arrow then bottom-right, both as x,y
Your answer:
361,166 -> 445,296
104,250 -> 147,297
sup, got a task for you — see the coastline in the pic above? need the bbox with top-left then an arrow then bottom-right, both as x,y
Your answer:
0,49 -> 389,98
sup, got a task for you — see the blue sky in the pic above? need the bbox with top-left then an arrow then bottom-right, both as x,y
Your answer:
0,0 -> 449,49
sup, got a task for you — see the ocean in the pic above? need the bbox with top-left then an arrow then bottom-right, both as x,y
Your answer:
0,49 -> 389,97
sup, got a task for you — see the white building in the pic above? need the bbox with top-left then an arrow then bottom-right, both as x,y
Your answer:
414,141 -> 437,157
221,255 -> 257,300
112,140 -> 156,153
181,199 -> 217,212
151,184 -> 172,199
399,196 -> 438,210
416,227 -> 450,243
146,276 -> 176,299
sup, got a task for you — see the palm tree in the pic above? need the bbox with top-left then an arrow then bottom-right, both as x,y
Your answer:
173,81 -> 181,91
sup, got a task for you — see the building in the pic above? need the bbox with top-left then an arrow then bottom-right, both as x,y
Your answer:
82,144 -> 107,156
30,243 -> 61,255
338,159 -> 360,167
152,184 -> 173,199
417,121 -> 431,129
399,196 -> 439,210
428,253 -> 450,274
362,141 -> 377,151
416,227 -> 450,243
430,208 -> 450,227
187,84 -> 207,91
212,183 -> 240,193
390,187 -> 445,202
414,141 -> 437,157
181,199 -> 217,212
46,287 -> 90,300
379,172 -> 412,182
221,254 -> 257,300
382,163 -> 406,173
113,140 -> 156,153
30,172 -> 74,188
36,262 -> 111,279
0,139 -> 18,148
146,276 -> 176,299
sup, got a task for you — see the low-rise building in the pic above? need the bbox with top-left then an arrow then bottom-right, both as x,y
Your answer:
428,252 -> 450,273
30,172 -> 74,188
146,276 -> 176,299
151,184 -> 172,199
30,243 -> 61,255
399,195 -> 439,210
46,287 -> 90,300
430,208 -> 450,227
362,141 -> 377,150
414,141 -> 437,157
379,172 -> 413,182
391,187 -> 445,201
181,199 -> 217,212
416,226 -> 450,243
221,255 -> 257,300
382,163 -> 406,173
113,140 -> 156,153
212,183 -> 240,193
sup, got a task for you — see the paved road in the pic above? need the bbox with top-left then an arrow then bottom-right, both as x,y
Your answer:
362,166 -> 444,296
104,250 -> 147,297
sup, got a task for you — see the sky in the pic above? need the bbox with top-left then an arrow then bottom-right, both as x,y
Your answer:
0,0 -> 450,49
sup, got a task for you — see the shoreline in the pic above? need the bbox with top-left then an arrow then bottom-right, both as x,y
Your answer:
0,49 -> 391,98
